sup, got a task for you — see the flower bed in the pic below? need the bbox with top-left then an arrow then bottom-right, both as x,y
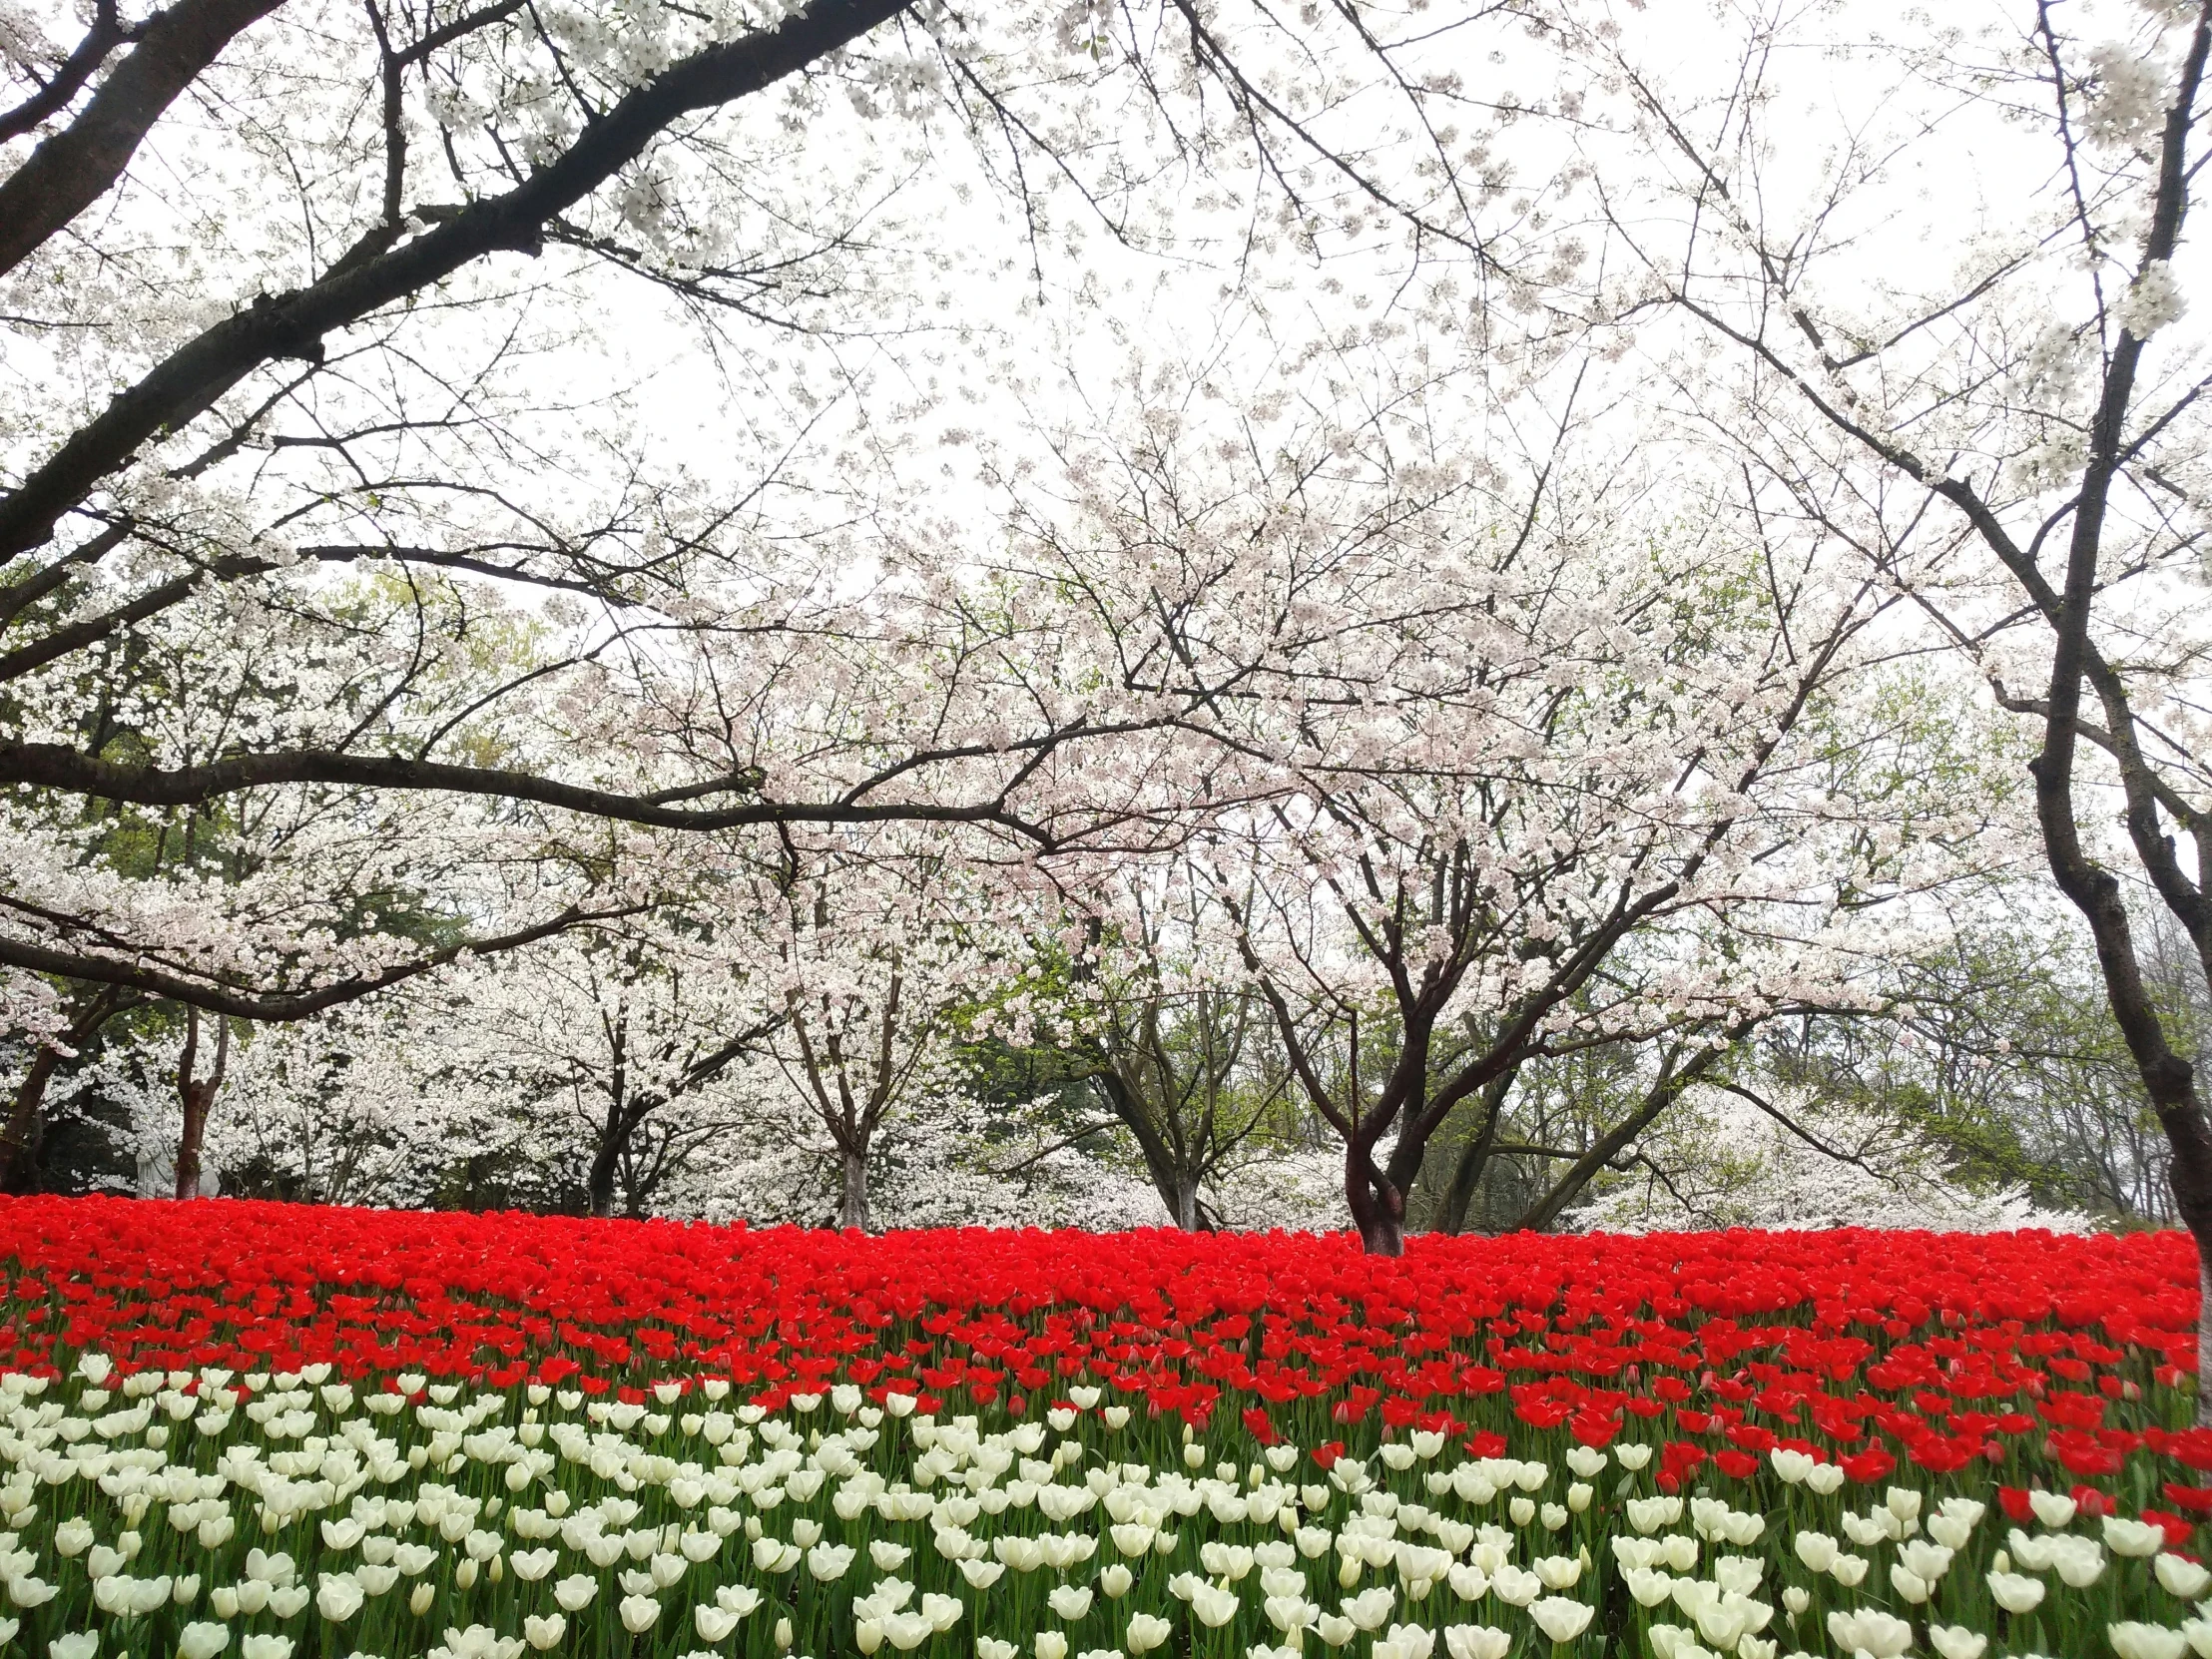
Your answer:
0,1198 -> 2204,1658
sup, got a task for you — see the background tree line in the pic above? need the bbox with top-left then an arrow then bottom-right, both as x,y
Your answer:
2,0 -> 2209,1285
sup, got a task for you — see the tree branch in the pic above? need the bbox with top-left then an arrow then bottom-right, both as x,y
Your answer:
0,0 -> 913,563
0,0 -> 287,278
0,902 -> 644,1020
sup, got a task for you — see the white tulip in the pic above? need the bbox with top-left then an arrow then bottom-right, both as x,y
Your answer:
1767,1449 -> 1814,1484
2052,1535 -> 2108,1588
1926,1625 -> 1986,1659
1374,1623 -> 1434,1659
1531,1555 -> 1581,1590
1446,1563 -> 1489,1601
2160,1552 -> 2212,1599
2107,1518 -> 2168,1558
314,1574 -> 364,1622
1526,1598 -> 1592,1643
1049,1585 -> 1095,1621
552,1574 -> 598,1612
1487,1566 -> 1539,1609
1897,1540 -> 1951,1581
2027,1490 -> 2077,1528
1344,1588 -> 1397,1631
1189,1582 -> 1241,1628
1928,1515 -> 1974,1550
697,1604 -> 743,1643
428,1626 -> 519,1659
1827,1609 -> 1912,1659
2108,1624 -> 2189,1659
1125,1614 -> 1173,1656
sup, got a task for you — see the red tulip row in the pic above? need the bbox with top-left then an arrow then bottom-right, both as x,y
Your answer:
0,1198 -> 2201,1521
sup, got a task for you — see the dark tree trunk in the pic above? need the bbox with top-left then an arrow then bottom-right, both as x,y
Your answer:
1090,1063 -> 1215,1231
0,985 -> 124,1193
174,1006 -> 229,1199
1440,1070 -> 1515,1235
1954,4 -> 2212,1417
0,1046 -> 61,1196
1166,1171 -> 1201,1231
1347,1146 -> 1406,1255
2052,852 -> 2212,1417
1512,1045 -> 1724,1234
587,1132 -> 620,1219
838,1144 -> 870,1232
0,0 -> 288,280
587,1013 -> 632,1219
1440,1127 -> 1491,1237
1356,1205 -> 1405,1257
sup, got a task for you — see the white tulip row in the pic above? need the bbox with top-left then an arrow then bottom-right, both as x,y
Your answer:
0,1354 -> 2199,1658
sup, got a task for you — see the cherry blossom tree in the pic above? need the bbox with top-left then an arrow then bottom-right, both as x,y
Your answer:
1043,872 -> 1301,1230
1566,1080 -> 2089,1236
982,320 -> 2010,1253
0,0 -> 1580,1026
1557,0 -> 2212,1386
403,919 -> 785,1218
751,845 -> 1055,1231
170,1004 -> 230,1200
0,981 -> 134,1191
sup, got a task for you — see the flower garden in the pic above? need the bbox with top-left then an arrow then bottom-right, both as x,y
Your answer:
0,1200 -> 2206,1659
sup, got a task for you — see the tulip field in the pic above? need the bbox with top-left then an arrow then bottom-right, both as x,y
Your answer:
0,1202 -> 2207,1659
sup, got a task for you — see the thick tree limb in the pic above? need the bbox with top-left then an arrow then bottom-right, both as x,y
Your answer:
0,903 -> 641,1019
0,0 -> 287,278
1511,1037 -> 1733,1233
0,0 -> 913,563
0,739 -> 1057,840
0,0 -> 133,146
